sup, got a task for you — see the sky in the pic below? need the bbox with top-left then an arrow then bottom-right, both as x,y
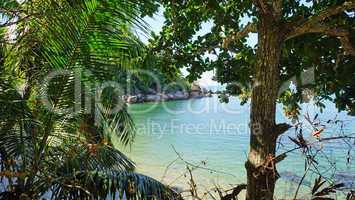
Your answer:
138,8 -> 258,87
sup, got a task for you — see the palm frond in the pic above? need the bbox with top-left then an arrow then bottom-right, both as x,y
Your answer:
38,170 -> 181,200
0,80 -> 35,160
0,1 -> 174,199
6,0 -> 146,78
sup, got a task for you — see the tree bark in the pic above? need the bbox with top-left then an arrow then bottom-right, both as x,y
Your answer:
245,16 -> 284,200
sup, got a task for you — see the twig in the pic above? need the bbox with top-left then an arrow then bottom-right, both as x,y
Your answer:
161,157 -> 179,182
171,145 -> 237,178
293,159 -> 311,199
186,166 -> 202,200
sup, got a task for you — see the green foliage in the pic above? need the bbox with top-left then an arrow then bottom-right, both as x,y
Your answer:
0,0 -> 179,199
153,0 -> 355,116
311,176 -> 344,200
126,37 -> 191,94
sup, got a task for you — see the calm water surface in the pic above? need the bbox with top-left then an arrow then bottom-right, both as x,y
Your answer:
120,95 -> 354,199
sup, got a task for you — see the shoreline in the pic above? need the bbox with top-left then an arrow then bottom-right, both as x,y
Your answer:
124,91 -> 214,104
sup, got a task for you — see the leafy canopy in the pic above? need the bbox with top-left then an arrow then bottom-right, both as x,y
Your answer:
152,0 -> 355,117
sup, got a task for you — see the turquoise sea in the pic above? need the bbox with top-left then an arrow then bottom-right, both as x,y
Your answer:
121,95 -> 354,199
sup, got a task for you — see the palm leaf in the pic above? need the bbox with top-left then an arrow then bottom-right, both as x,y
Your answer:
38,170 -> 181,200
0,1 -> 173,199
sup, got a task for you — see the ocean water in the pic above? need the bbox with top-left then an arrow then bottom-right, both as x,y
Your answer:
121,95 -> 355,199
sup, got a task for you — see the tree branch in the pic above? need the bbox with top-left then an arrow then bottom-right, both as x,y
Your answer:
253,0 -> 270,14
220,184 -> 247,200
274,123 -> 292,137
338,35 -> 355,56
286,1 -> 355,40
0,15 -> 33,28
222,22 -> 257,48
0,8 -> 37,27
288,24 -> 355,55
253,0 -> 276,16
272,0 -> 283,19
0,8 -> 30,18
0,8 -> 21,16
253,0 -> 282,19
285,1 -> 355,55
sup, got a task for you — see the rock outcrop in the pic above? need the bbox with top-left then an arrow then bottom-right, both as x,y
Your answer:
127,95 -> 138,103
125,83 -> 212,104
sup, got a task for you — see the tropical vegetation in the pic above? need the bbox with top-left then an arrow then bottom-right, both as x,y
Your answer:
150,0 -> 355,199
0,0 -> 179,199
1,0 -> 354,200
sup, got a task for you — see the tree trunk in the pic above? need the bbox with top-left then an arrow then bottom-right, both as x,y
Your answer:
245,17 -> 284,200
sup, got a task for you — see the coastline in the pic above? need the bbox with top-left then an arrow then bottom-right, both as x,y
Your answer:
124,89 -> 214,104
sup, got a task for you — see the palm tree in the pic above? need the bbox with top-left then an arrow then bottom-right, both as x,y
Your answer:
0,0 -> 180,199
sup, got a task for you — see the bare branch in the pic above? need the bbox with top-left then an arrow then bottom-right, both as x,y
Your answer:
220,184 -> 247,200
222,22 -> 257,48
293,161 -> 311,200
278,134 -> 355,161
160,157 -> 179,182
171,145 -> 237,178
186,166 -> 202,200
274,123 -> 292,137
